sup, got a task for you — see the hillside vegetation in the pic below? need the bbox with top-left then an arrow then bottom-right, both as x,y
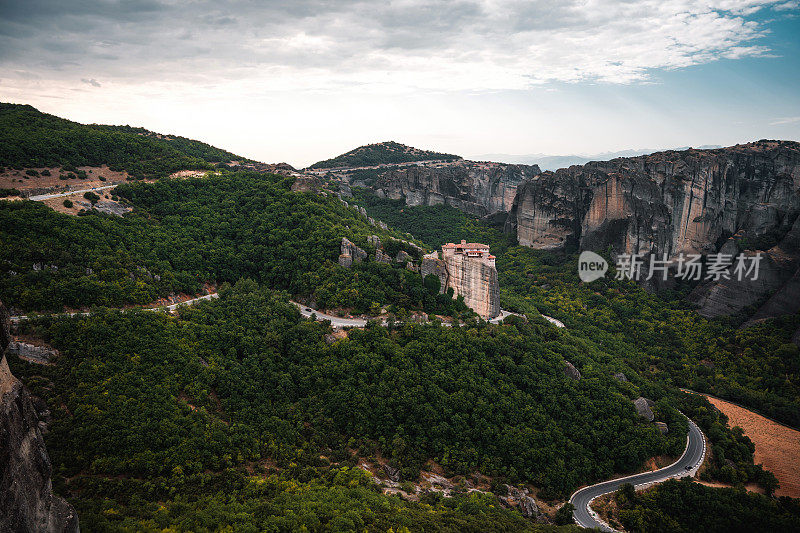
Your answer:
309,141 -> 461,169
0,103 -> 244,179
0,172 -> 467,319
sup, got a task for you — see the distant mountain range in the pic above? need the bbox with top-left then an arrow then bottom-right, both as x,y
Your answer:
474,146 -> 723,171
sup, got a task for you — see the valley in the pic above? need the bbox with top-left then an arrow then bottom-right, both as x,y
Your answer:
1,104 -> 799,532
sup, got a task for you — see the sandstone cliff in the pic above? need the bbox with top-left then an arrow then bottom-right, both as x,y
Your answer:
422,241 -> 500,319
507,141 -> 800,317
0,300 -> 79,533
369,160 -> 540,216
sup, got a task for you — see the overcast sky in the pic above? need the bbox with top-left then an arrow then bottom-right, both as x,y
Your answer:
1,0 -> 799,167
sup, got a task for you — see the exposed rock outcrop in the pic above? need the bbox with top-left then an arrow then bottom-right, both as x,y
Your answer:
339,237 -> 367,268
440,241 -> 499,319
508,141 -> 800,260
7,342 -> 57,365
633,397 -> 655,421
564,361 -> 582,381
374,250 -> 392,264
613,372 -> 628,382
290,174 -> 322,193
366,160 -> 540,216
421,252 -> 449,290
0,300 -> 79,533
655,422 -> 669,435
507,141 -> 800,317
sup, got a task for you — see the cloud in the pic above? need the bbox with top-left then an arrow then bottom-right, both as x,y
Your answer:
0,0 -> 796,92
770,116 -> 800,125
81,78 -> 101,87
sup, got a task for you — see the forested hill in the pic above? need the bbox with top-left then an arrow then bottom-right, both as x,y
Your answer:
0,103 -> 248,179
308,141 -> 462,169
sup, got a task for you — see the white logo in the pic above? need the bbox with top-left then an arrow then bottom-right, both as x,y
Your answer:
578,251 -> 608,282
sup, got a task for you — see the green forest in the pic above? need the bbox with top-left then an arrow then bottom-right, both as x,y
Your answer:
309,141 -> 460,169
605,479 -> 800,532
0,172 -> 465,318
10,282 -> 676,529
0,104 -> 243,179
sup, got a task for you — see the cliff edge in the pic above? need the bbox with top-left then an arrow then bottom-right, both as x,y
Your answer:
0,300 -> 79,533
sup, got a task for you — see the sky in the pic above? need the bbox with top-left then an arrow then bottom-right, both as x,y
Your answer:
0,0 -> 799,168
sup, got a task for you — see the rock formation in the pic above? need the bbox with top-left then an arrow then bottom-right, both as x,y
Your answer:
633,397 -> 655,422
338,237 -> 367,268
365,160 -> 540,216
422,242 -> 500,319
564,361 -> 582,381
508,141 -> 800,257
0,300 -> 79,533
507,141 -> 800,317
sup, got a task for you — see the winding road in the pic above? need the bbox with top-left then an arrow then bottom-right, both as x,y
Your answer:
569,415 -> 706,531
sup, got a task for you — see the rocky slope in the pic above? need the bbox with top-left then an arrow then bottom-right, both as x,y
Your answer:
0,300 -> 79,533
370,160 -> 540,216
506,141 -> 800,317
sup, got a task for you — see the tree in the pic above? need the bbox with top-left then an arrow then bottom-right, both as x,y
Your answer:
555,503 -> 575,525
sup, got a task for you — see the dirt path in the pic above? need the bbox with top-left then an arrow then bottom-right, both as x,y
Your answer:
697,394 -> 800,498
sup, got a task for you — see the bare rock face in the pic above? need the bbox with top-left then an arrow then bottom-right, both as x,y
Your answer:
421,252 -> 449,290
367,235 -> 381,248
369,161 -> 540,216
441,242 -> 500,319
420,244 -> 500,319
690,215 -> 800,320
374,250 -> 392,264
290,174 -> 322,193
508,141 -> 800,258
339,237 -> 367,268
655,422 -> 669,435
0,300 -> 79,533
395,250 -> 413,263
7,342 -> 57,365
633,397 -> 655,422
564,361 -> 582,381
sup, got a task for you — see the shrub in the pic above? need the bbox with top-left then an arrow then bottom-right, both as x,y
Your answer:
63,199 -> 73,208
41,169 -> 51,176
98,175 -> 106,181
25,169 -> 38,177
83,191 -> 100,203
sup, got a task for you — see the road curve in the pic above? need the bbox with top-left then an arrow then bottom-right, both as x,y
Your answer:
569,415 -> 706,531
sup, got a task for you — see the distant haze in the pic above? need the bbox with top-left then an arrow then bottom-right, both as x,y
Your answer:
475,146 -> 723,171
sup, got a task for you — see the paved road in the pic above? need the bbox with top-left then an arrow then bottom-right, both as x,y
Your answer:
291,302 -> 523,328
10,293 -> 219,323
28,185 -> 116,201
569,415 -> 706,531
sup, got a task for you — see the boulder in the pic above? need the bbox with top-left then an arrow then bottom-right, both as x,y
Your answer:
396,250 -> 413,263
367,235 -> 381,248
655,422 -> 669,434
519,495 -> 539,518
339,237 -> 367,268
374,250 -> 392,264
613,372 -> 628,382
383,464 -> 400,482
564,361 -> 582,381
633,397 -> 655,422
